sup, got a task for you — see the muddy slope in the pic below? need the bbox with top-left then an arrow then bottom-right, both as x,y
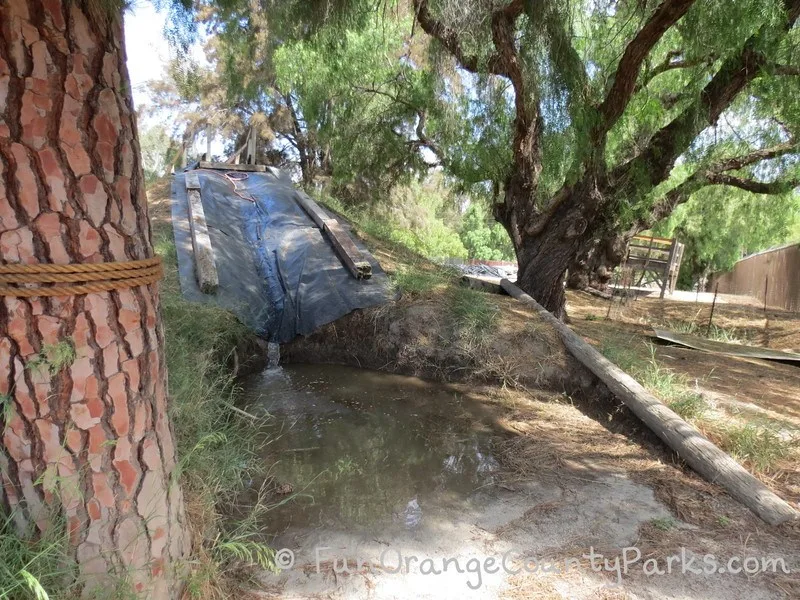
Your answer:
283,290 -> 595,395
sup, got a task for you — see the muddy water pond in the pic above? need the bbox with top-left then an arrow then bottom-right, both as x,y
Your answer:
240,364 -> 502,534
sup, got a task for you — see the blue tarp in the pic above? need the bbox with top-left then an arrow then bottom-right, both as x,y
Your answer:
170,169 -> 392,342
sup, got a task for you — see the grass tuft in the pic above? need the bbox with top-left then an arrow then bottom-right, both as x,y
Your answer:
391,263 -> 454,296
717,424 -> 791,473
600,339 -> 708,420
449,286 -> 499,341
0,512 -> 75,599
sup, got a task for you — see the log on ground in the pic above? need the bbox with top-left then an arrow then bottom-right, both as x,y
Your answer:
500,279 -> 798,526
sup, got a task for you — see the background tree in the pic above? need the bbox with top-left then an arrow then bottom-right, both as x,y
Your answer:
1,1 -> 189,597
406,0 -> 800,315
460,201 -> 516,261
139,124 -> 180,183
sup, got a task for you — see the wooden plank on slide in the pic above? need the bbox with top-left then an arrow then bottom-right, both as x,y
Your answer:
198,161 -> 266,172
293,191 -> 372,279
323,219 -> 372,280
185,172 -> 201,189
184,174 -> 219,294
294,192 -> 330,229
500,278 -> 798,527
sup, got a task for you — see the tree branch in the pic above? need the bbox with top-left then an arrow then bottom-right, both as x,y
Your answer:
769,63 -> 800,76
638,139 -> 799,227
353,85 -> 444,162
597,0 -> 697,134
612,0 -> 800,191
705,173 -> 799,194
635,51 -> 716,92
412,0 -> 516,76
712,140 -> 798,171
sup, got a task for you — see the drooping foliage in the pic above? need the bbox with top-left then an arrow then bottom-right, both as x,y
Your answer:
460,202 -> 516,261
145,0 -> 800,309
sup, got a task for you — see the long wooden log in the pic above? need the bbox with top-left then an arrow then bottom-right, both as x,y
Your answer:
185,173 -> 219,294
500,279 -> 798,526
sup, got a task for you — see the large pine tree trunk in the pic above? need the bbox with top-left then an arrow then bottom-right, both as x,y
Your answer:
0,2 -> 189,597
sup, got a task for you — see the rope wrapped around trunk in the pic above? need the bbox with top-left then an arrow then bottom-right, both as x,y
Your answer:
0,257 -> 163,297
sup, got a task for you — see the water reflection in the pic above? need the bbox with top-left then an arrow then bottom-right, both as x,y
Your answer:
240,365 -> 500,533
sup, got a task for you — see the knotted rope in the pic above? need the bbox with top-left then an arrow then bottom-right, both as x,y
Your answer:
0,257 -> 163,297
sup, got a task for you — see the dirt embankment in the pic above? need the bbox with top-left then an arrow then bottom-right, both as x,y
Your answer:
284,290 -> 596,395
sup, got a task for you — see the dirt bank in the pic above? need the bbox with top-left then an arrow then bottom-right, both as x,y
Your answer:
284,288 -> 595,394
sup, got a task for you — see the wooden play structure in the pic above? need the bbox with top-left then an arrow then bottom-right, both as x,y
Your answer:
624,234 -> 685,298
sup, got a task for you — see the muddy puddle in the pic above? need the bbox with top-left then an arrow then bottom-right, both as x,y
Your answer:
237,365 -> 776,600
241,364 -> 502,535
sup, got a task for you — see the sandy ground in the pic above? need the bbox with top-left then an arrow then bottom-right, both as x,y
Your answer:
567,290 -> 800,431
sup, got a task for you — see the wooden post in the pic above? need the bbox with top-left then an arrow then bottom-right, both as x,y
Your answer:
500,279 -> 797,526
606,269 -> 621,320
661,239 -> 678,299
707,283 -> 719,336
185,172 -> 219,294
246,127 -> 257,165
763,276 -> 769,313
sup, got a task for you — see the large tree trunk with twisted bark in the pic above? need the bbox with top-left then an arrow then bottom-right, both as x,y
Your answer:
0,2 -> 189,598
566,232 -> 630,291
412,0 -> 799,319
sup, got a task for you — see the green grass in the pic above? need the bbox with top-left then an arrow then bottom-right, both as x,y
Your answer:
0,513 -> 75,600
718,424 -> 791,473
650,517 -> 678,532
600,339 -> 708,420
449,286 -> 499,341
390,263 -> 456,296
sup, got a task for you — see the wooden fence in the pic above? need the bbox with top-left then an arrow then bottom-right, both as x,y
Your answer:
712,242 -> 800,312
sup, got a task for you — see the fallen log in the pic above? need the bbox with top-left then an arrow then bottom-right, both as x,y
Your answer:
500,279 -> 798,526
460,275 -> 503,294
185,172 -> 219,294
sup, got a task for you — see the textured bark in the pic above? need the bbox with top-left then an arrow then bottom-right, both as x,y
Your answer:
566,232 -> 629,291
503,180 -> 604,317
0,2 -> 190,598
